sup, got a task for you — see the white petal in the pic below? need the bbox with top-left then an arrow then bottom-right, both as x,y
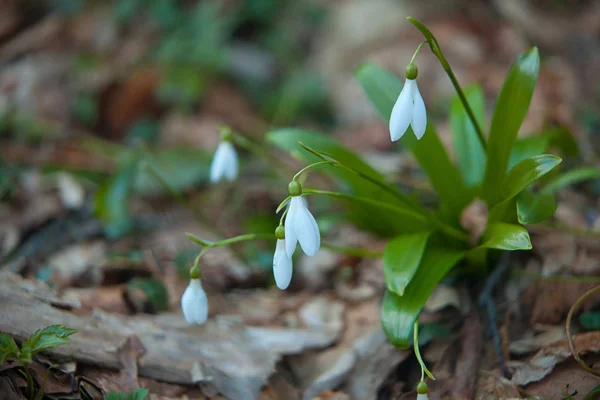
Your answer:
273,239 -> 293,290
417,394 -> 429,400
284,197 -> 299,257
210,141 -> 238,183
293,198 -> 320,256
181,279 -> 208,324
221,142 -> 239,182
411,82 -> 427,140
389,79 -> 416,142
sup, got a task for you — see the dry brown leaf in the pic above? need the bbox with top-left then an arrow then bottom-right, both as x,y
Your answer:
474,370 -> 521,400
511,331 -> 600,386
522,280 -> 597,325
522,358 -> 600,400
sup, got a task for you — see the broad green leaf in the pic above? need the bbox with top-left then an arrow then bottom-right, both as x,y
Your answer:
383,232 -> 431,296
482,48 -> 540,205
0,334 -> 20,364
94,151 -> 141,238
481,223 -> 531,250
356,63 -> 470,219
450,84 -> 486,187
502,155 -> 562,201
516,189 -> 557,224
267,128 -> 430,236
28,325 -> 78,354
508,136 -> 550,170
381,242 -> 465,348
541,167 -> 600,194
546,126 -> 579,158
580,311 -> 600,331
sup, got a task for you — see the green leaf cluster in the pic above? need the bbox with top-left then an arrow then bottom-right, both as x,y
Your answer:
0,325 -> 78,365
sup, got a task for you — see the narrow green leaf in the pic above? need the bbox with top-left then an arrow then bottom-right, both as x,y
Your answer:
482,48 -> 540,205
508,136 -> 550,170
383,232 -> 431,296
482,223 -> 532,250
381,243 -> 465,348
542,167 -> 600,194
516,189 -> 557,225
94,151 -> 141,238
502,155 -> 562,201
356,63 -> 470,219
267,128 -> 430,236
450,84 -> 486,187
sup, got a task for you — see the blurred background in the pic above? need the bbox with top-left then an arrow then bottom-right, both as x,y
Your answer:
1,0 -> 600,399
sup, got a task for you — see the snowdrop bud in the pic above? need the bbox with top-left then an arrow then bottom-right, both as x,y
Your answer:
416,381 -> 428,400
210,140 -> 239,183
181,278 -> 208,324
389,69 -> 427,142
273,238 -> 293,289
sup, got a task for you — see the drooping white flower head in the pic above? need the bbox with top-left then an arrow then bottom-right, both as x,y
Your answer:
389,64 -> 426,142
181,278 -> 208,324
416,381 -> 429,400
284,181 -> 320,257
210,140 -> 238,183
273,238 -> 293,290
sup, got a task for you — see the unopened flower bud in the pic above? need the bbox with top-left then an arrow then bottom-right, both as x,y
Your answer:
288,180 -> 302,197
406,63 -> 418,80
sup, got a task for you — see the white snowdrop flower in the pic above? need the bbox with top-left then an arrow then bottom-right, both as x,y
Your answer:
389,64 -> 426,142
181,278 -> 208,324
210,140 -> 238,183
416,394 -> 429,400
273,238 -> 293,290
284,181 -> 320,257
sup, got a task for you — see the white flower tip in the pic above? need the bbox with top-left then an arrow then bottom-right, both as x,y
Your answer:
286,197 -> 320,257
416,394 -> 429,400
209,141 -> 239,183
389,79 -> 416,142
181,279 -> 208,325
411,84 -> 427,140
273,239 -> 293,290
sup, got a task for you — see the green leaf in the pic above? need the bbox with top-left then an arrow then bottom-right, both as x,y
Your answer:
381,242 -> 465,348
450,84 -> 486,187
481,223 -> 531,250
94,151 -> 141,239
383,232 -> 431,296
106,388 -> 149,400
508,136 -> 550,171
516,189 -> 557,224
541,167 -> 600,194
482,48 -> 540,205
0,334 -> 20,364
127,278 -> 169,312
27,325 -> 78,355
267,128 -> 430,236
356,63 -> 470,219
502,155 -> 562,201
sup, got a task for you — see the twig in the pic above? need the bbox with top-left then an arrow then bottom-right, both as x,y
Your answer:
566,285 -> 600,378
478,252 -> 510,377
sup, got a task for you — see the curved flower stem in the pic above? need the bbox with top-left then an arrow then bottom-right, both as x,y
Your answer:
298,142 -> 426,212
302,188 -> 429,223
407,17 -> 486,150
276,196 -> 291,214
188,231 -> 382,258
322,243 -> 382,258
293,161 -> 337,180
414,321 -> 435,380
566,285 -> 600,378
410,40 -> 428,64
302,189 -> 469,243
